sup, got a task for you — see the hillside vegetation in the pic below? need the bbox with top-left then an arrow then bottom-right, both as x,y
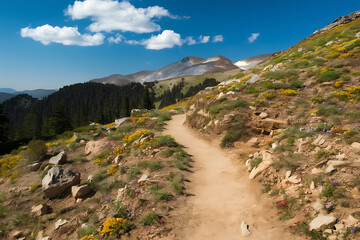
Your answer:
182,17 -> 360,239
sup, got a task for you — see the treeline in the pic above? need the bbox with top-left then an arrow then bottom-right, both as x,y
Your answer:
159,78 -> 218,108
2,82 -> 152,141
1,78 -> 218,151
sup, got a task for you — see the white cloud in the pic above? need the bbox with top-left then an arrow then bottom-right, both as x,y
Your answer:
185,36 -> 197,46
108,33 -> 123,43
66,0 -> 175,33
142,30 -> 182,50
248,32 -> 260,43
20,24 -> 104,46
124,39 -> 141,45
213,35 -> 223,43
199,35 -> 210,44
184,35 -> 212,45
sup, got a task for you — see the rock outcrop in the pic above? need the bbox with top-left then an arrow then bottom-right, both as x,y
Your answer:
42,167 -> 80,199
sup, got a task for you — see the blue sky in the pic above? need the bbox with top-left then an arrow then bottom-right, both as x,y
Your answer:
0,0 -> 359,90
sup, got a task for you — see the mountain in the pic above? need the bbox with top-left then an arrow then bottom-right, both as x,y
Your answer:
16,89 -> 57,98
0,89 -> 57,104
0,93 -> 14,103
91,56 -> 239,86
0,88 -> 17,94
234,53 -> 274,70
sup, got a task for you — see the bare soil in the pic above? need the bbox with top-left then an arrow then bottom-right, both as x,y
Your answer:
165,114 -> 302,240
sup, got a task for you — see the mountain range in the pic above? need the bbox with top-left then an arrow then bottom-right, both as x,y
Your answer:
91,54 -> 272,86
0,89 -> 57,103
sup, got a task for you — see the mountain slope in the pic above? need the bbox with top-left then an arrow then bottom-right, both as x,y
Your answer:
234,53 -> 274,70
90,56 -> 239,86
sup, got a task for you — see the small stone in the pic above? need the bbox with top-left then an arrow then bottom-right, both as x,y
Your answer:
323,229 -> 333,234
29,162 -> 42,172
356,32 -> 360,38
351,187 -> 360,197
72,184 -> 92,199
309,215 -> 336,231
13,231 -> 23,238
55,219 -> 68,230
241,221 -> 252,237
138,174 -> 149,183
285,171 -> 291,179
325,165 -> 335,173
87,175 -> 93,182
259,112 -> 268,119
310,181 -> 315,190
76,198 -> 82,203
335,223 -> 345,231
287,175 -> 301,184
311,168 -> 323,174
31,204 -> 49,216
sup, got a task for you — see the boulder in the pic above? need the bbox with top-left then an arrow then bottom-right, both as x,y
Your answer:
85,139 -> 112,157
49,151 -> 66,165
31,204 -> 49,216
351,142 -> 360,150
115,117 -> 128,127
42,167 -> 80,199
309,215 -> 336,231
71,184 -> 92,199
241,221 -> 252,237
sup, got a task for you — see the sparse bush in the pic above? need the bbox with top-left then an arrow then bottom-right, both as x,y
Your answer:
142,213 -> 160,226
207,99 -> 248,114
127,167 -> 140,180
28,140 -> 48,162
78,225 -> 97,239
263,92 -> 277,100
290,79 -> 303,88
317,69 -> 341,82
154,135 -> 178,147
138,161 -> 163,172
171,176 -> 183,195
263,70 -> 300,80
150,185 -> 170,201
221,123 -> 243,147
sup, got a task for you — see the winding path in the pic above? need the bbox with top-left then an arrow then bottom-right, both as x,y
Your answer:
165,114 -> 300,240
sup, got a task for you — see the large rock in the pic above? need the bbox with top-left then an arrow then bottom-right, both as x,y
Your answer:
309,215 -> 336,231
85,139 -> 112,157
71,184 -> 92,199
29,162 -> 42,171
49,151 -> 66,165
42,167 -> 80,199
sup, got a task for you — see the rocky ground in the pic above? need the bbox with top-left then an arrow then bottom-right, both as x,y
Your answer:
0,111 -> 190,240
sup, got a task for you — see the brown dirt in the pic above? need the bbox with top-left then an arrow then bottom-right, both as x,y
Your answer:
165,114 -> 302,240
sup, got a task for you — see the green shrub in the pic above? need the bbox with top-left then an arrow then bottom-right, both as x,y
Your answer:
142,213 -> 160,226
138,161 -> 163,172
28,140 -> 48,162
261,81 -> 275,89
154,135 -> 178,147
290,79 -> 303,88
263,70 -> 300,80
317,70 -> 341,82
171,176 -> 183,195
173,151 -> 190,170
342,75 -> 351,81
127,167 -> 141,180
78,225 -> 96,239
250,158 -> 262,169
157,112 -> 172,122
221,123 -> 243,147
150,185 -> 170,201
207,99 -> 248,114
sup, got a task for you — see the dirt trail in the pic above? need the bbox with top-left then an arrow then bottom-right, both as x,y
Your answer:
165,114 -> 300,240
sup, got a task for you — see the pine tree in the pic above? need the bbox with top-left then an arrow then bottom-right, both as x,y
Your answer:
140,88 -> 154,110
49,107 -> 72,135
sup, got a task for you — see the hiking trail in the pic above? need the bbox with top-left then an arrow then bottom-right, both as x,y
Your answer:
165,114 -> 301,240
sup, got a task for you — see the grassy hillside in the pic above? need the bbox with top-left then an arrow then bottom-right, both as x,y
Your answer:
175,18 -> 360,239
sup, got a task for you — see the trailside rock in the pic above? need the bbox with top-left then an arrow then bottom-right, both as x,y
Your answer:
351,142 -> 360,150
31,204 -> 49,216
241,221 -> 252,237
55,219 -> 68,230
309,215 -> 336,231
249,152 -> 273,179
49,151 -> 66,165
29,162 -> 42,171
259,112 -> 268,119
71,184 -> 92,199
42,167 -> 80,199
